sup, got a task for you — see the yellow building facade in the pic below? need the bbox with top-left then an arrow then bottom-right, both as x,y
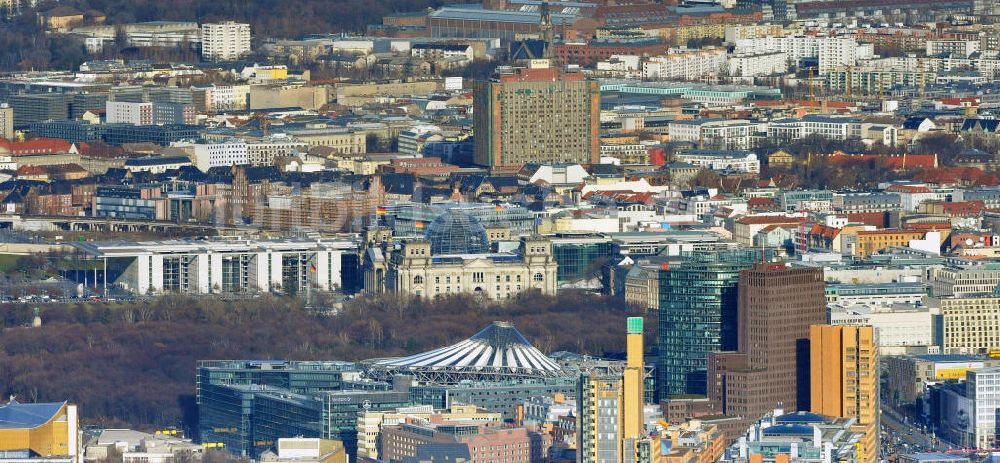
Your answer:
0,401 -> 79,463
577,317 -> 659,463
853,230 -> 925,257
810,325 -> 877,463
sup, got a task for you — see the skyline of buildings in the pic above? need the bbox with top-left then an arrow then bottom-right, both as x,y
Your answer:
14,0 -> 1000,460
707,264 -> 827,432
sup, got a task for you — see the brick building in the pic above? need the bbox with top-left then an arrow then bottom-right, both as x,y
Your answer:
380,421 -> 551,463
707,264 -> 827,435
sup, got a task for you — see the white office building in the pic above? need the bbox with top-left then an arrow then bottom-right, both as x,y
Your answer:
968,367 -> 1000,449
674,149 -> 760,173
734,35 -> 873,74
818,37 -> 873,74
828,303 -> 935,356
200,84 -> 251,112
190,141 -> 250,171
926,40 -> 980,58
106,101 -> 153,125
667,119 -> 763,151
201,21 -> 251,61
77,238 -> 353,295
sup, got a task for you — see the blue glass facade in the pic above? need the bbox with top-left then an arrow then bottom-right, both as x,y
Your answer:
551,238 -> 613,284
657,250 -> 765,398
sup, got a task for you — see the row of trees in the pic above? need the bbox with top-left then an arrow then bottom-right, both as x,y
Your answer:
1,0 -> 461,70
0,11 -> 86,70
0,291 -> 649,431
44,0 -> 453,37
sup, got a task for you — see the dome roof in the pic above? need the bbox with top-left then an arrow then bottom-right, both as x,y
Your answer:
426,209 -> 489,255
366,322 -> 565,383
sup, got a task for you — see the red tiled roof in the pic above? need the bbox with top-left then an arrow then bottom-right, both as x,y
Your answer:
914,167 -> 1000,187
885,184 -> 933,193
15,165 -> 47,175
824,152 -> 938,170
735,215 -> 802,225
847,212 -> 889,228
809,223 -> 841,239
938,97 -> 979,106
941,200 -> 985,217
760,223 -> 798,233
906,222 -> 951,230
0,138 -> 73,156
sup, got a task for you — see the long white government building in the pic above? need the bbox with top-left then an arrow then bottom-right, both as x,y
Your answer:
77,237 -> 354,295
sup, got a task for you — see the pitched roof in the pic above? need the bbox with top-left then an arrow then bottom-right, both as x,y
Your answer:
0,138 -> 73,155
941,200 -> 985,216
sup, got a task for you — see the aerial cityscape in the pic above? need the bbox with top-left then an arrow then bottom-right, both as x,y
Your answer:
3,0 -> 1000,462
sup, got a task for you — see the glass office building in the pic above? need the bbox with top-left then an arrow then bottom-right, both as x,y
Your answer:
196,360 -> 359,395
196,360 -> 413,459
321,390 -> 413,457
551,236 -> 613,285
198,382 -> 265,456
657,250 -> 765,398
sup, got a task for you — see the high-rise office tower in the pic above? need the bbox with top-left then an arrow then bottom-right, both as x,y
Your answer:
810,325 -> 879,463
622,317 -> 645,448
578,317 -> 658,463
707,263 -> 826,430
472,61 -> 599,171
658,251 -> 761,398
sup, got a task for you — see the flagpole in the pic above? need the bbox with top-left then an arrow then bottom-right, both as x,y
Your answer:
306,256 -> 313,309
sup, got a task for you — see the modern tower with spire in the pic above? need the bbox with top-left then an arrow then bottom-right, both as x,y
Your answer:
577,317 -> 660,463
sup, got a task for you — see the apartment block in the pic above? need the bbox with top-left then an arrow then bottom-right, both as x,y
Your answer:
641,48 -> 727,81
106,101 -> 153,125
201,21 -> 251,61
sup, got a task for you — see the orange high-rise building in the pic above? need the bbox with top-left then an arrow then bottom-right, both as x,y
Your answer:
810,325 -> 879,463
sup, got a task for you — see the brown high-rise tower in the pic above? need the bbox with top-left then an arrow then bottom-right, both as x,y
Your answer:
707,263 -> 826,432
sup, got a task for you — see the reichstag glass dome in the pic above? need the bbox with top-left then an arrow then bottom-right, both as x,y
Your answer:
426,209 -> 490,255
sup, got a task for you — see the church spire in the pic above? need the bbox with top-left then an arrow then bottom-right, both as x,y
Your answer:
540,0 -> 554,59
